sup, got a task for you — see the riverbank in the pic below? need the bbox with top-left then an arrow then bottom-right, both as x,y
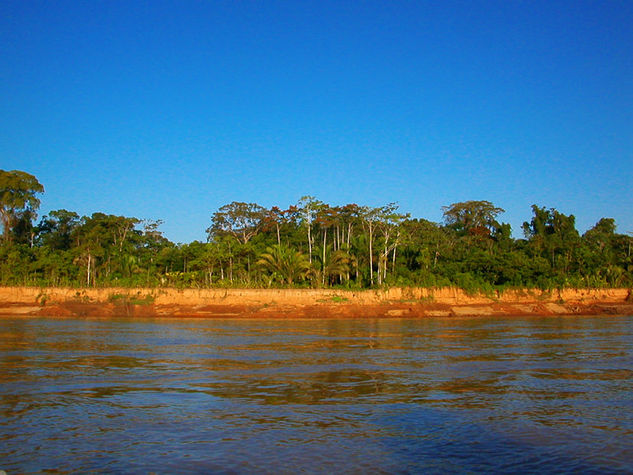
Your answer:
0,286 -> 632,318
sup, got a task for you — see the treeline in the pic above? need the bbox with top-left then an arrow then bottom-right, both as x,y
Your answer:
1,169 -> 632,290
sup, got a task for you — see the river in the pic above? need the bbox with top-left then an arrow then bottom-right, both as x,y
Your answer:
1,315 -> 632,473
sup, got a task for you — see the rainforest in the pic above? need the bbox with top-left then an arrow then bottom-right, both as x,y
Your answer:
1,169 -> 631,291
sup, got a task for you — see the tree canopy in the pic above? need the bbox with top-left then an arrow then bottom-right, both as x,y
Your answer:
207,202 -> 267,244
442,200 -> 505,235
0,170 -> 44,241
1,170 -> 632,290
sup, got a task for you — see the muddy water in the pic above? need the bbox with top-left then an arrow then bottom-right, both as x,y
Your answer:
1,315 -> 632,473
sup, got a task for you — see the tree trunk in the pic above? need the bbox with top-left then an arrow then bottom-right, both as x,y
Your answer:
347,223 -> 352,249
228,241 -> 233,282
369,224 -> 374,286
87,253 -> 92,287
382,240 -> 388,283
322,228 -> 327,286
307,223 -> 312,263
392,245 -> 397,275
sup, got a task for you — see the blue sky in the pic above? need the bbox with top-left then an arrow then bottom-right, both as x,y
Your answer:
2,1 -> 632,243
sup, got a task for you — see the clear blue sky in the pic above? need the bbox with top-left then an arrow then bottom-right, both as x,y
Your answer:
2,1 -> 632,243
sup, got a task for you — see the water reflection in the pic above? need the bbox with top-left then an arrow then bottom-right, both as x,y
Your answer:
1,315 -> 632,473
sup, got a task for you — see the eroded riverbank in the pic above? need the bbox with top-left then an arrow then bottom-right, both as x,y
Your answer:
0,286 -> 631,318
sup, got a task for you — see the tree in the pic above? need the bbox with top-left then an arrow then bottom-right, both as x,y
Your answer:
297,196 -> 325,264
314,248 -> 351,286
376,203 -> 409,284
0,170 -> 44,242
315,204 -> 338,284
339,203 -> 361,251
67,213 -> 142,286
71,215 -> 106,286
442,200 -> 504,235
360,206 -> 382,286
522,205 -> 580,274
207,202 -> 267,245
257,244 -> 311,285
263,206 -> 288,246
139,219 -> 168,285
38,209 -> 80,250
583,218 -> 616,252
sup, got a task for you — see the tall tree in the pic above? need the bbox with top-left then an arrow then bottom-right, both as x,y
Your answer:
522,205 -> 580,273
263,206 -> 288,246
38,209 -> 80,250
0,170 -> 44,242
297,196 -> 324,264
376,203 -> 409,284
442,200 -> 504,236
207,202 -> 267,245
315,204 -> 338,284
360,206 -> 382,286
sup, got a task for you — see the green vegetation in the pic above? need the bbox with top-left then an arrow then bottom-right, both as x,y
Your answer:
108,292 -> 155,306
1,169 -> 632,291
317,295 -> 350,303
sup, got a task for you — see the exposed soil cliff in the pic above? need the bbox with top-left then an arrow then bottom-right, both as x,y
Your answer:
0,286 -> 631,318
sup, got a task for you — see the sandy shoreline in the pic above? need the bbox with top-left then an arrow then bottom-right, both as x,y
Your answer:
0,286 -> 631,318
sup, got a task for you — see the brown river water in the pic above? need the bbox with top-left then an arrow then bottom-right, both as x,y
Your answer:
1,315 -> 632,473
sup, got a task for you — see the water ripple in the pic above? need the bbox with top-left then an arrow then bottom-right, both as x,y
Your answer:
1,315 -> 632,473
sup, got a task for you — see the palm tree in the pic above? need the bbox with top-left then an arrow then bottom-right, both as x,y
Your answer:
257,245 -> 311,285
314,247 -> 351,286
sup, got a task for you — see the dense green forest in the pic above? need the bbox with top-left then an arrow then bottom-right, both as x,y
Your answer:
1,169 -> 631,290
